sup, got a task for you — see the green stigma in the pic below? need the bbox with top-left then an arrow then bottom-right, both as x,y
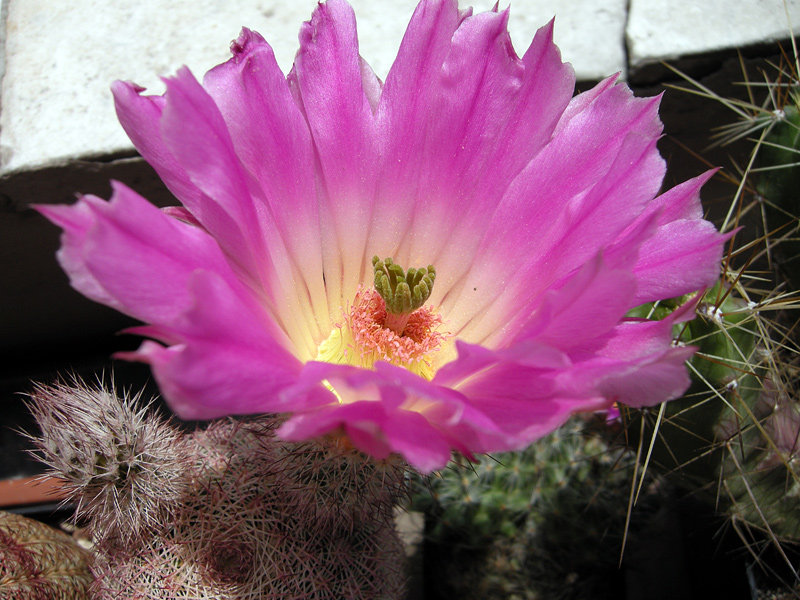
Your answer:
372,256 -> 436,317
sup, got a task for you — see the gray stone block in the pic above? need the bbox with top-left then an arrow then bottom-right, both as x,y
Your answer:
508,0 -> 627,81
628,0 -> 800,70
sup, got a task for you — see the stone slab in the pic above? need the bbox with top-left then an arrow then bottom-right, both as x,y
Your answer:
0,0 -> 626,177
628,0 -> 800,70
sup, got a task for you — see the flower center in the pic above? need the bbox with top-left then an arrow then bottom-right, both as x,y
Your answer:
315,257 -> 447,381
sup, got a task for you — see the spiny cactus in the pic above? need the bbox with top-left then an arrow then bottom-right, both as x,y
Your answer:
91,424 -> 406,599
627,52 -> 800,548
26,377 -> 190,549
411,417 -> 637,599
27,378 -> 408,599
633,49 -> 800,594
624,284 -> 800,544
272,433 -> 407,536
412,418 -> 615,543
753,100 -> 800,288
0,510 -> 92,599
755,101 -> 800,204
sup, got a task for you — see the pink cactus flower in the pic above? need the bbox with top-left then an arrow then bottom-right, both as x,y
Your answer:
39,0 -> 724,472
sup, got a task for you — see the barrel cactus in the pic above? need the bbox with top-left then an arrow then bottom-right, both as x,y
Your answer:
754,101 -> 800,288
411,418 -> 637,599
628,55 -> 800,543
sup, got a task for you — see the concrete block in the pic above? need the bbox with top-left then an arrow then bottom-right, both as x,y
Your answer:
0,0 -> 626,177
628,0 -> 800,70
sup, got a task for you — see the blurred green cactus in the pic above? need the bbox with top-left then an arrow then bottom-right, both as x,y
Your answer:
412,419 -> 613,544
411,282 -> 800,596
754,103 -> 800,287
756,104 -> 800,208
410,418 -> 637,599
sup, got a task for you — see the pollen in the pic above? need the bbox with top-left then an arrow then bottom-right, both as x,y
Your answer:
316,287 -> 448,380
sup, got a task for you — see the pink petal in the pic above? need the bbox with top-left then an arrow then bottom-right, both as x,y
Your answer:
39,183 -> 301,420
278,361 -> 509,472
645,169 -> 717,224
112,81 -> 204,211
280,401 -> 455,473
512,253 -> 639,349
158,68 -> 270,276
567,342 -> 695,409
289,0 -> 380,304
279,402 -> 394,459
553,73 -> 619,134
566,300 -> 701,407
433,294 -> 704,445
36,198 -> 125,314
435,341 -> 608,443
632,220 -> 725,304
625,172 -> 726,303
38,182 -> 244,326
202,28 -> 332,355
452,111 -> 665,347
124,270 -> 301,420
374,9 -> 575,293
115,75 -> 270,293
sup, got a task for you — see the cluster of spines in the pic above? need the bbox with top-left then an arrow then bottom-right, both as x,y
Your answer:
624,283 -> 800,545
26,377 -> 189,548
606,52 -> 800,593
411,418 -> 616,543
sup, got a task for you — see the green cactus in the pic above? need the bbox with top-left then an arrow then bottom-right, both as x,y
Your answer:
410,283 -> 800,596
411,418 -> 638,599
624,285 -> 800,542
754,102 -> 800,287
28,378 -> 408,599
412,419 -> 604,543
655,52 -> 800,596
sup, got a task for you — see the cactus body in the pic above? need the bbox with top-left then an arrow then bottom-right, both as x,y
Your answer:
28,379 -> 408,599
0,510 -> 92,599
26,380 -> 189,548
626,287 -> 800,541
411,418 -> 635,599
755,104 -> 800,287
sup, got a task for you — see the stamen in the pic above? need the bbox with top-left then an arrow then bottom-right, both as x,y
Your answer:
315,257 -> 446,392
315,287 -> 448,382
